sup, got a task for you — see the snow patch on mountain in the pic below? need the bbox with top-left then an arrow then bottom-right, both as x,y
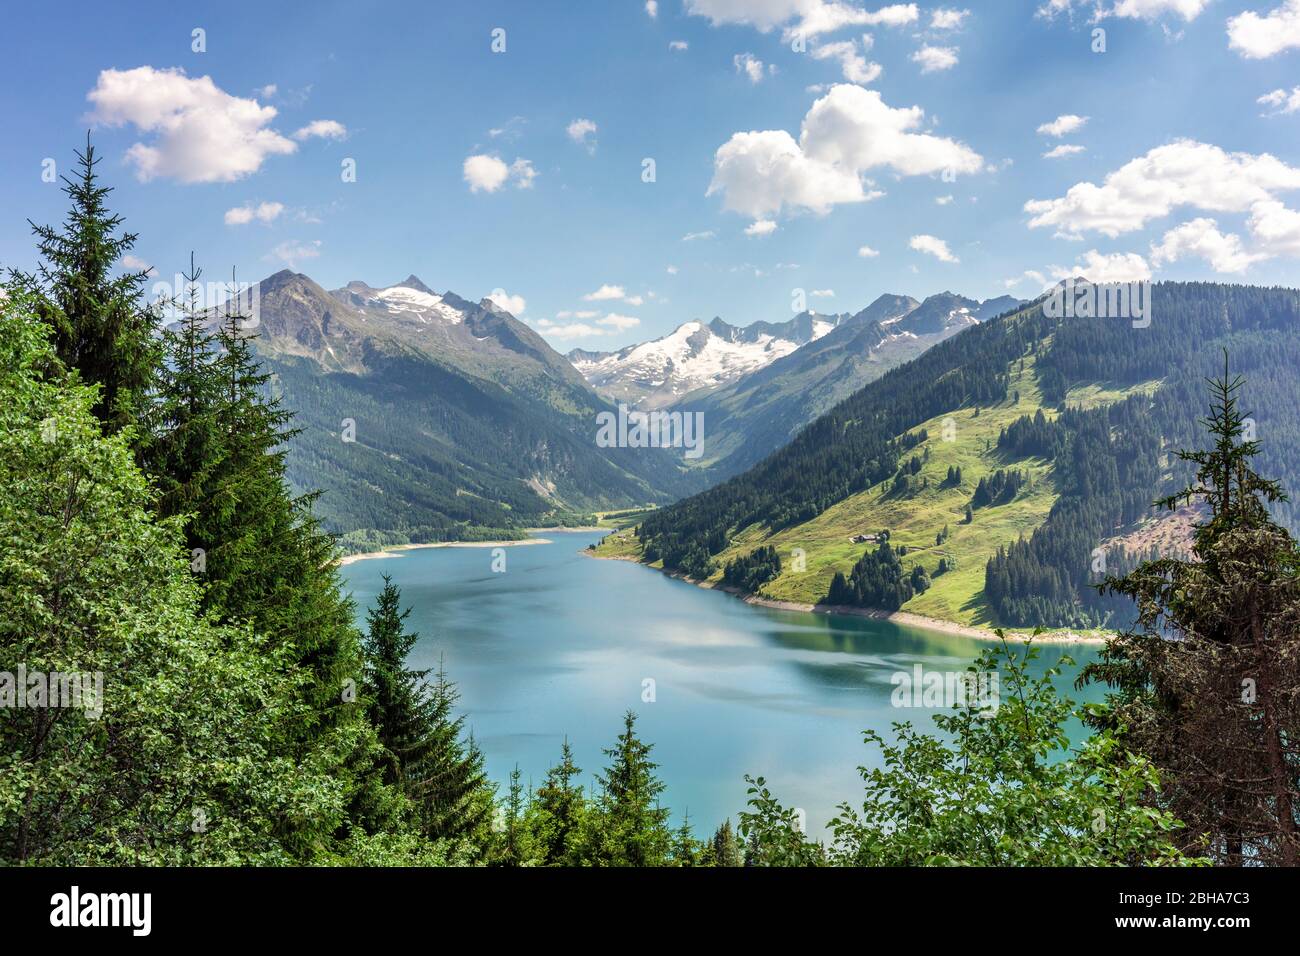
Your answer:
374,285 -> 466,324
569,313 -> 841,408
569,292 -> 1024,410
339,279 -> 468,326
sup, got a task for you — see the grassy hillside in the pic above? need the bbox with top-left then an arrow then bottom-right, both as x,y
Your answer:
598,355 -> 1150,630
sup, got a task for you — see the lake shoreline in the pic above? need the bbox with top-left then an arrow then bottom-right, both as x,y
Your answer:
337,536 -> 554,566
586,551 -> 1109,645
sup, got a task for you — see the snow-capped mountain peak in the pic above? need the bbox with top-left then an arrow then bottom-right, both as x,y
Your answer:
568,311 -> 841,408
568,293 -> 1023,410
337,278 -> 467,325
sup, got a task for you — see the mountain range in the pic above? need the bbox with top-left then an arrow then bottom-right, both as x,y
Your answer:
660,292 -> 1025,477
240,271 -> 1023,549
566,292 -> 1022,418
567,311 -> 843,409
239,270 -> 702,550
236,269 -> 1300,635
606,281 -> 1300,633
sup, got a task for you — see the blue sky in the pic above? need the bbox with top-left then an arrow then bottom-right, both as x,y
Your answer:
4,0 -> 1300,350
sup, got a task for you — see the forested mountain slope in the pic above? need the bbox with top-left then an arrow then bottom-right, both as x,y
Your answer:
605,282 -> 1300,631
236,271 -> 704,549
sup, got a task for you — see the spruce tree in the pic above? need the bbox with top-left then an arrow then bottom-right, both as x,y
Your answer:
359,581 -> 494,846
145,257 -> 376,842
710,820 -> 743,867
409,660 -> 494,844
197,280 -> 362,736
672,811 -> 699,866
501,765 -> 527,866
532,739 -> 585,865
587,711 -> 673,866
361,574 -> 426,783
1083,354 -> 1300,866
13,134 -> 160,435
141,255 -> 228,535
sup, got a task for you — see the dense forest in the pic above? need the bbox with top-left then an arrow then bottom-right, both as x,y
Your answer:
987,286 -> 1300,627
826,541 -> 931,610
270,350 -> 625,553
721,546 -> 783,593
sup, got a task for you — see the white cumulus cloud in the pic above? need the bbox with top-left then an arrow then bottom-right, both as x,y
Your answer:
1248,199 -> 1300,257
567,118 -> 598,151
584,284 -> 627,301
734,53 -> 773,83
1259,86 -> 1300,114
811,37 -> 882,84
910,234 -> 958,262
912,45 -> 958,72
535,319 -> 605,340
930,8 -> 970,29
1111,0 -> 1210,19
463,154 -> 509,192
598,313 -> 641,330
1150,218 -> 1266,273
225,201 -> 285,226
509,158 -> 537,189
708,84 -> 983,219
86,66 -> 297,183
1025,140 -> 1300,238
1039,0 -> 1209,21
685,0 -> 917,39
463,154 -> 536,192
1043,144 -> 1086,159
1229,0 -> 1300,58
292,119 -> 347,141
1052,249 -> 1151,283
1037,114 -> 1088,137
487,290 -> 527,314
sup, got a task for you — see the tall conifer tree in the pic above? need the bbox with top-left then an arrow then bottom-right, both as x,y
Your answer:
359,581 -> 493,845
13,135 -> 160,435
587,711 -> 673,866
532,739 -> 585,865
1083,355 -> 1300,866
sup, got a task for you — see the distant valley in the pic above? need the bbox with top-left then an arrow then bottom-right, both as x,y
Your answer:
241,270 -> 703,552
242,270 -> 1022,551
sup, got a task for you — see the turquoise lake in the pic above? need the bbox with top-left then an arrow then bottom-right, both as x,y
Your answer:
342,530 -> 1103,836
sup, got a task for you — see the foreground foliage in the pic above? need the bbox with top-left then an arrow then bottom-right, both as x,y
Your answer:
736,637 -> 1203,866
